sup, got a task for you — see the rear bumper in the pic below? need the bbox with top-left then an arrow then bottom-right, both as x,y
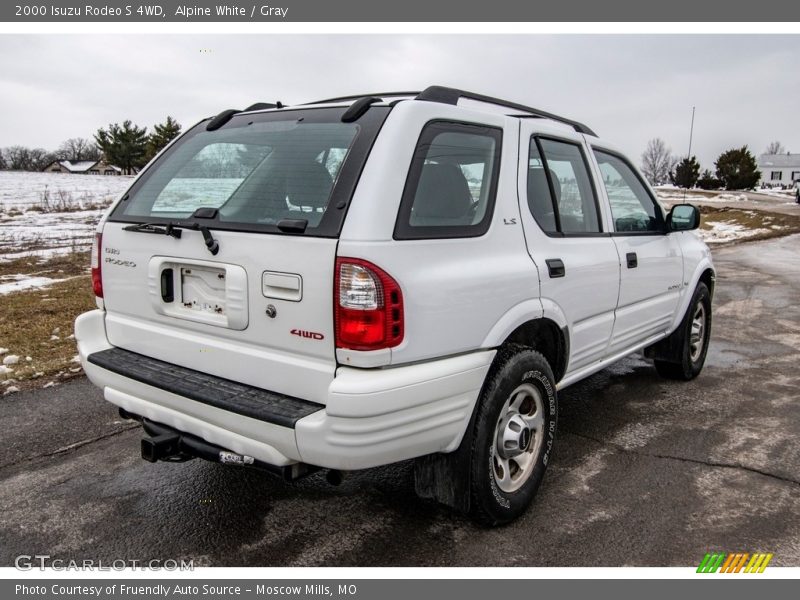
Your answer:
76,310 -> 494,470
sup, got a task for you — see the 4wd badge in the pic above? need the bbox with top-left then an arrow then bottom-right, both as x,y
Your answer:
291,329 -> 324,340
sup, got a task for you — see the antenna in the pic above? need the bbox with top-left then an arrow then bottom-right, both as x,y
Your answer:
683,106 -> 696,202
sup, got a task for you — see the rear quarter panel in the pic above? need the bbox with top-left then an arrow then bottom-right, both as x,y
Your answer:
339,103 -> 539,365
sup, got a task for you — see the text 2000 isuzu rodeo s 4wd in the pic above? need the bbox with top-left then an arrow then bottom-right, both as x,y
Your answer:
76,87 -> 714,525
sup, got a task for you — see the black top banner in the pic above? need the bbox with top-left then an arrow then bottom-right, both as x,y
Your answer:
3,0 -> 798,22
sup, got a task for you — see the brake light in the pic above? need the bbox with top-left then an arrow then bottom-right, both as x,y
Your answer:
334,258 -> 403,351
90,232 -> 103,298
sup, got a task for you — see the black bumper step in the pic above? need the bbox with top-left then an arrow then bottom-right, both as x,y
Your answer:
88,347 -> 323,428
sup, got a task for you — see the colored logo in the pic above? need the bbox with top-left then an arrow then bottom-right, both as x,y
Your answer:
696,552 -> 773,573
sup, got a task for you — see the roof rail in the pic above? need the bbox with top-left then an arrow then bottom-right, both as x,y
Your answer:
305,91 -> 420,105
244,101 -> 284,111
415,85 -> 597,136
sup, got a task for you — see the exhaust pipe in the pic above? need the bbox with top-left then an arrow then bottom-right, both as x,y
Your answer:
141,433 -> 181,462
326,469 -> 346,486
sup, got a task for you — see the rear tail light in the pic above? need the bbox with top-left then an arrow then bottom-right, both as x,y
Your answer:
334,258 -> 403,351
90,232 -> 103,298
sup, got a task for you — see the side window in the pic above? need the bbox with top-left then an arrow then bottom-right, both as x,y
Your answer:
527,141 -> 557,233
527,138 -> 601,234
395,121 -> 502,239
594,150 -> 664,233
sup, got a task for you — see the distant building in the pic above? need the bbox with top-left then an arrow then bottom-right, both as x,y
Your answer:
42,158 -> 123,176
758,153 -> 800,188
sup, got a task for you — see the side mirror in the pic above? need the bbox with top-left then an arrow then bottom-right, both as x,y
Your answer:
667,204 -> 700,232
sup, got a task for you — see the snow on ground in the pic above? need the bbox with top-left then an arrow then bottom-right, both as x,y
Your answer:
0,172 -> 133,260
0,171 -> 132,211
655,189 -> 748,203
0,207 -> 107,260
755,188 -> 796,199
0,274 -> 64,295
700,222 -> 771,244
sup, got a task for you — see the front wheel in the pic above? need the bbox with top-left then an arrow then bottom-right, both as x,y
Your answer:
654,282 -> 712,380
468,346 -> 558,526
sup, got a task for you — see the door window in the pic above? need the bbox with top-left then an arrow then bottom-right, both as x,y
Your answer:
594,150 -> 664,233
526,138 -> 601,234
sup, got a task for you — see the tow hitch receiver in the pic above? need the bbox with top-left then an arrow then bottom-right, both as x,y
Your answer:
134,415 -> 319,481
141,433 -> 182,463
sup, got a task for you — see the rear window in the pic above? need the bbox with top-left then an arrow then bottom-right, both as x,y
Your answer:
110,107 -> 389,237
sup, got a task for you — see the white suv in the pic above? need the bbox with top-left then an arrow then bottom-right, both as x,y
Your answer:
76,86 -> 714,525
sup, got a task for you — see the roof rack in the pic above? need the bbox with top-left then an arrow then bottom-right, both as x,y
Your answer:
415,86 -> 596,136
305,91 -> 421,105
306,86 -> 596,135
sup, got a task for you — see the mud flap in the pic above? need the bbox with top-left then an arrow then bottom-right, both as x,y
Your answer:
644,323 -> 684,364
413,427 -> 474,514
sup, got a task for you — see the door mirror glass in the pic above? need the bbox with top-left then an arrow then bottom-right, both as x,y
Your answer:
668,204 -> 700,231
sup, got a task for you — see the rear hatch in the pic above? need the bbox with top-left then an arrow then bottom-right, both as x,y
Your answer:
99,106 -> 390,404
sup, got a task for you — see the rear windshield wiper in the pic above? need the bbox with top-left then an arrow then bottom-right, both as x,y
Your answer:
122,220 -> 219,255
123,222 -> 183,239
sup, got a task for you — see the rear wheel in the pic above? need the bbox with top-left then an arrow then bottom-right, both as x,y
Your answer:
468,346 -> 557,526
654,282 -> 712,380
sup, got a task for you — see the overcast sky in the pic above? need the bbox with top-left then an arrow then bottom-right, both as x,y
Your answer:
1,34 -> 798,168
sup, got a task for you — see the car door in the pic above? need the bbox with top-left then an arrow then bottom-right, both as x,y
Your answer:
517,124 -> 620,374
589,147 -> 684,356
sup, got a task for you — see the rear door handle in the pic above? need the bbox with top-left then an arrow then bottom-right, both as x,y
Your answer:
626,252 -> 638,269
546,258 -> 565,278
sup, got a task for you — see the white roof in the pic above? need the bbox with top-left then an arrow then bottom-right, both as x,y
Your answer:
59,160 -> 99,172
758,153 -> 800,169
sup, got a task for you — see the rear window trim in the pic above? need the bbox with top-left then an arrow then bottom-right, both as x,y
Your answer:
107,106 -> 392,238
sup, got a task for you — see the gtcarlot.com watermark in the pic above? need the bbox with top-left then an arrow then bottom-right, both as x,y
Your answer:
15,554 -> 194,571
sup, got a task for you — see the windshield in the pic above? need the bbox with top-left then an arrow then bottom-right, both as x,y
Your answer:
110,107 -> 389,236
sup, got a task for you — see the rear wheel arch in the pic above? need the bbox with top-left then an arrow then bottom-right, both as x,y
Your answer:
501,318 -> 568,382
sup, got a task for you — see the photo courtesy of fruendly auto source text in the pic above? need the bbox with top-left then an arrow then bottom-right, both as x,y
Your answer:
0,0 -> 798,597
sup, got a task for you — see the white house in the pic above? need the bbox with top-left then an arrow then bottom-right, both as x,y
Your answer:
758,153 -> 800,188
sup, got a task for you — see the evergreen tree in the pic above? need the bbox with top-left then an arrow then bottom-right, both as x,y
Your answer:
696,169 -> 722,190
714,146 -> 760,190
95,120 -> 148,174
671,156 -> 700,189
145,116 -> 182,163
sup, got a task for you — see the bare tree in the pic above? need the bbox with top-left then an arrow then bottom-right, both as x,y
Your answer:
764,141 -> 786,155
4,146 -> 32,170
29,148 -> 56,171
57,137 -> 101,162
3,146 -> 56,171
641,138 -> 674,186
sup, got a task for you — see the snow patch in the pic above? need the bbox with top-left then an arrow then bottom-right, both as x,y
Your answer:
0,274 -> 61,295
700,221 -> 770,244
2,355 -> 20,366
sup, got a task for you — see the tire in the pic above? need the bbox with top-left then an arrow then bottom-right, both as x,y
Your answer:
654,282 -> 712,380
468,345 -> 558,526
